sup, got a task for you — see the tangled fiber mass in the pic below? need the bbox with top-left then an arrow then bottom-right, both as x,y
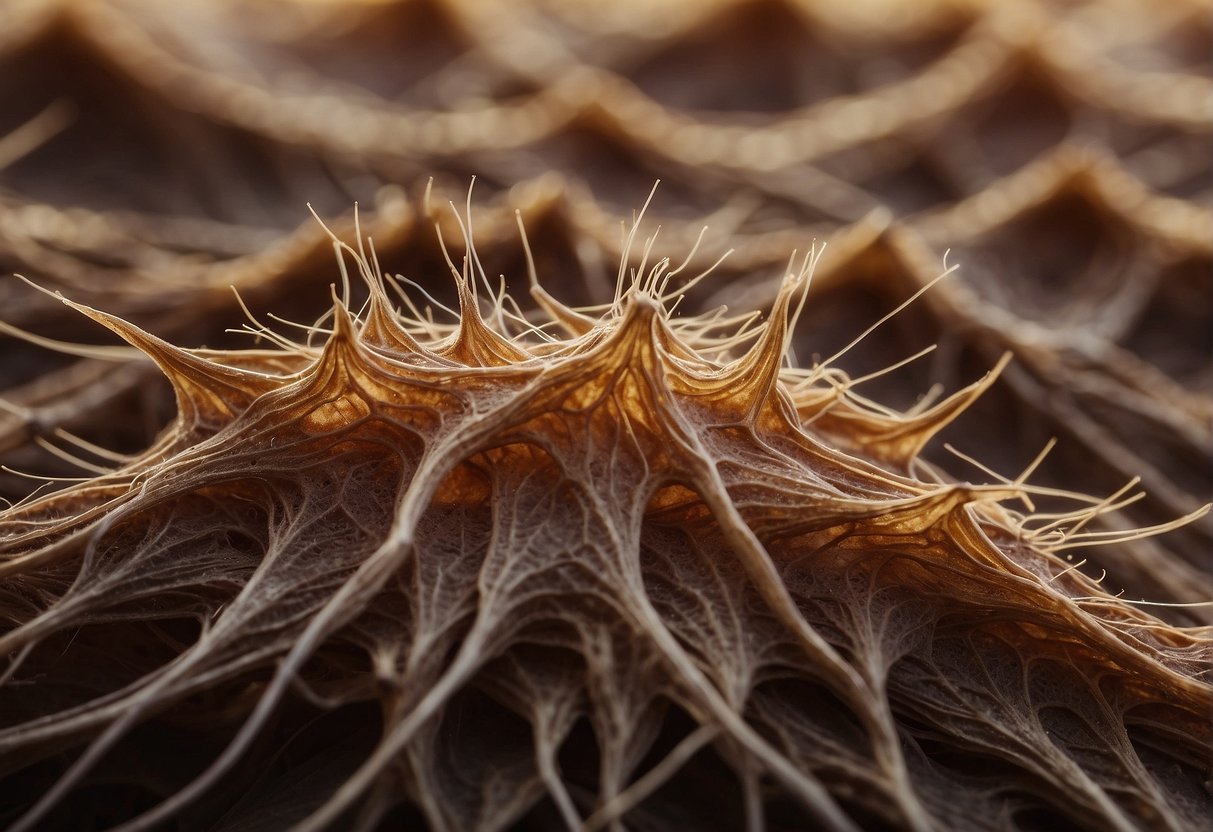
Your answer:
2,221 -> 1210,830
0,0 -> 1210,830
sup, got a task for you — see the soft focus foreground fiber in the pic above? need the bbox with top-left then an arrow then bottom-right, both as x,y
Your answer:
0,1 -> 1209,830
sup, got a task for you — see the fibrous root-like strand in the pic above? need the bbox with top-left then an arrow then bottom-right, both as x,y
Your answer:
0,211 -> 1210,832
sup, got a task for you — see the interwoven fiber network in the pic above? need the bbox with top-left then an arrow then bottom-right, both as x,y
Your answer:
0,0 -> 1209,830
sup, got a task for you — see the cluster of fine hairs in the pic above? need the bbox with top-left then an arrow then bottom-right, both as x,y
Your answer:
1,205 -> 1210,832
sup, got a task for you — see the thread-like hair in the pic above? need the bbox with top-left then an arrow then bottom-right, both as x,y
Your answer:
1,204 -> 1210,832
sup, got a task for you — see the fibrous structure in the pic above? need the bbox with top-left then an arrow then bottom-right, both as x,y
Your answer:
1,221 -> 1210,830
0,0 -> 1210,829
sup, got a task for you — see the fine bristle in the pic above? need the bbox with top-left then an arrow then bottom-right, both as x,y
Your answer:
1,207 -> 1209,832
0,0 -> 1209,827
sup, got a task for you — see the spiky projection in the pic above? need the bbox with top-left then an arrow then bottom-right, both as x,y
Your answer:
1,216 -> 1210,832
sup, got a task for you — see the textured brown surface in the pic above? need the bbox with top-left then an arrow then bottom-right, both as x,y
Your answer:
0,0 -> 1210,830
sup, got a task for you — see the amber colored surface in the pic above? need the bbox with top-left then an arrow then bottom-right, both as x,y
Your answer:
0,1 -> 1209,830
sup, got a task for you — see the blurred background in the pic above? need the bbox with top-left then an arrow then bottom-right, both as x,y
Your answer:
0,0 -> 1209,618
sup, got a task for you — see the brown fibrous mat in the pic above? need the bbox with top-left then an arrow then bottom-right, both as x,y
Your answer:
0,1 -> 1210,830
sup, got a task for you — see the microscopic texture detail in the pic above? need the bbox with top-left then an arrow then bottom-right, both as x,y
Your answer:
0,0 -> 1210,830
1,228 -> 1209,831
